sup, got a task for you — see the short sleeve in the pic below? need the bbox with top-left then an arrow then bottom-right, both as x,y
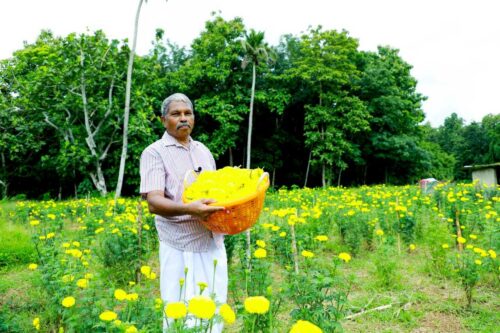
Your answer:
139,148 -> 166,195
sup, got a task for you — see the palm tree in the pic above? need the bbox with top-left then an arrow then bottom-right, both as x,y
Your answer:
115,0 -> 168,199
241,30 -> 272,270
241,29 -> 272,169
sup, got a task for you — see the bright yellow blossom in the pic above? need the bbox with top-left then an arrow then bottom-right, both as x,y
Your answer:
188,296 -> 216,319
290,320 -> 323,333
301,250 -> 314,258
220,303 -> 236,324
33,317 -> 40,330
99,311 -> 118,321
244,296 -> 270,314
76,279 -> 88,289
61,296 -> 75,308
338,252 -> 351,263
114,289 -> 127,301
256,240 -> 266,248
254,248 -> 267,258
164,302 -> 187,319
314,235 -> 328,242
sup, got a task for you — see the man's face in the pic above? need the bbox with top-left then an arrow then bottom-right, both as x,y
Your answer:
161,101 -> 195,142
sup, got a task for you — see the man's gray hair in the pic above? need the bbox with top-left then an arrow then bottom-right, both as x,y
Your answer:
161,93 -> 193,116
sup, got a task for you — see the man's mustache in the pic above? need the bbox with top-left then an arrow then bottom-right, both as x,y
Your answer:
177,123 -> 191,129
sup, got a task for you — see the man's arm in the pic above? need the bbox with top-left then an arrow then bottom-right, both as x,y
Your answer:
146,190 -> 224,220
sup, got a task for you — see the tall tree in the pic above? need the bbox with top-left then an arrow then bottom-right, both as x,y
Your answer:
286,27 -> 367,186
116,0 -> 154,198
356,46 -> 427,184
241,29 -> 272,168
2,30 -> 128,196
173,15 -> 247,160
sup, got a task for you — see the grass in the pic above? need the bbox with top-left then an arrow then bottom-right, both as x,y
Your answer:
0,203 -> 36,268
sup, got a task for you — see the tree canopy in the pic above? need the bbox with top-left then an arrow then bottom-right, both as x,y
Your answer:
0,16 -> 495,198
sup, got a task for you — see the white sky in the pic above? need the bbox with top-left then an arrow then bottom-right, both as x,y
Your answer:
2,0 -> 499,127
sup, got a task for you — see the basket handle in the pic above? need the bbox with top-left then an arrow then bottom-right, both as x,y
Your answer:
183,169 -> 198,189
257,172 -> 270,191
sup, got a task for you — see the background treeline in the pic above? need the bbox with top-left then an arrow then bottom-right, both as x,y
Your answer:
0,16 -> 498,199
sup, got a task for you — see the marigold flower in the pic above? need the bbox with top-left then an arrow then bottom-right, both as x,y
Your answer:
30,220 -> 40,226
338,252 -> 351,263
188,296 -> 216,319
220,303 -> 236,324
475,259 -> 482,265
314,235 -> 328,241
126,293 -> 139,301
409,244 -> 416,251
375,229 -> 384,236
488,249 -> 497,259
165,302 -> 187,319
76,278 -> 88,289
125,326 -> 138,333
457,237 -> 466,244
469,234 -> 477,240
28,263 -> 38,270
140,265 -> 151,276
33,317 -> 40,331
442,244 -> 449,249
279,232 -> 287,237
114,289 -> 127,301
301,250 -> 314,258
254,248 -> 267,258
256,240 -> 266,248
61,296 -> 75,308
290,320 -> 323,333
244,296 -> 270,314
99,310 -> 118,321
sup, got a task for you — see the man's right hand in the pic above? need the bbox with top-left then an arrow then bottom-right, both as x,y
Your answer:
187,198 -> 225,220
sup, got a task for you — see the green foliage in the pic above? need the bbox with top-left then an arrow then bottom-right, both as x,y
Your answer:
2,16 -> 498,197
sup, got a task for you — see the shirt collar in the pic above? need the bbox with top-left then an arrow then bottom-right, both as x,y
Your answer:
162,131 -> 196,149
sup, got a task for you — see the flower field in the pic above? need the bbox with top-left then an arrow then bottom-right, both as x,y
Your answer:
0,182 -> 499,332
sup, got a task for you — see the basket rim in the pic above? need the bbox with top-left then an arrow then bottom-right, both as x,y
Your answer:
182,171 -> 270,208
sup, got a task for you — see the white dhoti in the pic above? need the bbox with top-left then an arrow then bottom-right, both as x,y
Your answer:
159,239 -> 228,333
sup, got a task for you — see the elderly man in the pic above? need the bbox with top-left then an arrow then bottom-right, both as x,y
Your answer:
140,93 -> 227,332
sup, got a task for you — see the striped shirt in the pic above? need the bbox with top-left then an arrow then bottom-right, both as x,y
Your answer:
140,131 -> 217,252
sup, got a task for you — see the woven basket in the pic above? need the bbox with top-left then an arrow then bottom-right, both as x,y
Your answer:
182,170 -> 270,235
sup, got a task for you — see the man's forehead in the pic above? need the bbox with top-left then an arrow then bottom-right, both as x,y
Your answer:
168,101 -> 192,111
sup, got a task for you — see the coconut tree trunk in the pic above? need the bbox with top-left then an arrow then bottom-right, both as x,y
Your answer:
115,0 -> 144,199
246,62 -> 256,169
245,62 -> 257,271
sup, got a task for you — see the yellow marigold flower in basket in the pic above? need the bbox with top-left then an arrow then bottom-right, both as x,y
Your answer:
183,167 -> 270,235
244,296 -> 270,314
188,296 -> 216,319
290,320 -> 323,333
164,302 -> 187,319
